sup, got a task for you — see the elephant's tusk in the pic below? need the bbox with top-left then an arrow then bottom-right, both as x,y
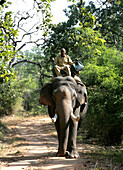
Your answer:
51,113 -> 58,123
71,112 -> 80,122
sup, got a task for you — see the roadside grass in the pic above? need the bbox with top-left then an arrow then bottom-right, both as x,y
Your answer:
0,115 -> 26,154
0,121 -> 9,140
77,134 -> 123,167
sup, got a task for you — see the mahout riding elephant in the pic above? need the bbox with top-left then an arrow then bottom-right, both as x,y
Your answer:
39,76 -> 88,158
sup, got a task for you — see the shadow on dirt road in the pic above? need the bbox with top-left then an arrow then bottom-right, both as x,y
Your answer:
0,116 -> 122,170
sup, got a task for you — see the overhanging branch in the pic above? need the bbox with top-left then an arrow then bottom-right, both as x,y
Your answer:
12,59 -> 52,79
12,59 -> 41,68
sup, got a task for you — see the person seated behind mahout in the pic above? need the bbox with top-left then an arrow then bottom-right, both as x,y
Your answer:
71,58 -> 84,76
54,48 -> 73,76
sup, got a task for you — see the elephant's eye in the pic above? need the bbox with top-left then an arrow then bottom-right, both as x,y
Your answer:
73,92 -> 77,98
78,90 -> 82,94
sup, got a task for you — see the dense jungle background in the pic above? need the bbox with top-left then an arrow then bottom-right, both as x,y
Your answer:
0,0 -> 123,154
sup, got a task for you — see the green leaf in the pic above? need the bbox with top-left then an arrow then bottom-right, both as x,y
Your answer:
5,76 -> 9,82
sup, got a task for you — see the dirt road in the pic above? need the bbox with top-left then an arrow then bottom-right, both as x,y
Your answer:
0,116 -> 122,170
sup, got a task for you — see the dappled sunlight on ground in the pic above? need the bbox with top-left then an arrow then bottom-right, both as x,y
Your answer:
0,116 -> 122,169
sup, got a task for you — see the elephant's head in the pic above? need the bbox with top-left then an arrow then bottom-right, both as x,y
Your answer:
39,76 -> 87,120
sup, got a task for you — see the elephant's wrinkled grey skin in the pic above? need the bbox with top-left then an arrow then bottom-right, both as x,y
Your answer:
39,76 -> 88,158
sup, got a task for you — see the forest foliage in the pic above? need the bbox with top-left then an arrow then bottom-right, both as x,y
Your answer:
0,0 -> 123,145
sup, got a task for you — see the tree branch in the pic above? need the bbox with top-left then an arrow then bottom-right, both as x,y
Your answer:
12,59 -> 41,68
16,38 -> 44,51
12,60 -> 52,78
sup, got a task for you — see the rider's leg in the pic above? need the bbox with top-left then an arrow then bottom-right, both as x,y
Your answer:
54,65 -> 62,76
64,65 -> 71,76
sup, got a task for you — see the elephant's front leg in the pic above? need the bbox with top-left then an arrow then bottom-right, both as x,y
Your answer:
66,107 -> 80,158
54,115 -> 70,157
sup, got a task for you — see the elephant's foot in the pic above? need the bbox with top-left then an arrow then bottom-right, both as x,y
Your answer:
56,151 -> 79,158
56,152 -> 65,157
65,151 -> 79,159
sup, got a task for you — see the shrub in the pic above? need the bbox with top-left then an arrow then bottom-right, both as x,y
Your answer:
81,46 -> 123,145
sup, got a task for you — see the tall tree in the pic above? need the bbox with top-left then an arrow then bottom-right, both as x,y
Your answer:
88,0 -> 123,50
0,0 -> 55,115
42,1 -> 105,65
0,1 -> 17,83
0,0 -> 55,83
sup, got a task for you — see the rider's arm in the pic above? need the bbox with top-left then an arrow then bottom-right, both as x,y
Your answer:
67,55 -> 73,66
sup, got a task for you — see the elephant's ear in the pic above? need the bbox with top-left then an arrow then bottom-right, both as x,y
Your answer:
76,83 -> 87,107
39,83 -> 54,107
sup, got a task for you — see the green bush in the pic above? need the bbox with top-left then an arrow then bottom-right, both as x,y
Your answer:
0,82 -> 17,116
81,46 -> 123,145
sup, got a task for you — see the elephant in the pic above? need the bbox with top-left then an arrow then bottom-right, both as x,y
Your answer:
39,76 -> 88,158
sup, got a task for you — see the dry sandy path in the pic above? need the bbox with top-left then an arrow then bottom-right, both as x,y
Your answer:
0,116 -> 121,170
